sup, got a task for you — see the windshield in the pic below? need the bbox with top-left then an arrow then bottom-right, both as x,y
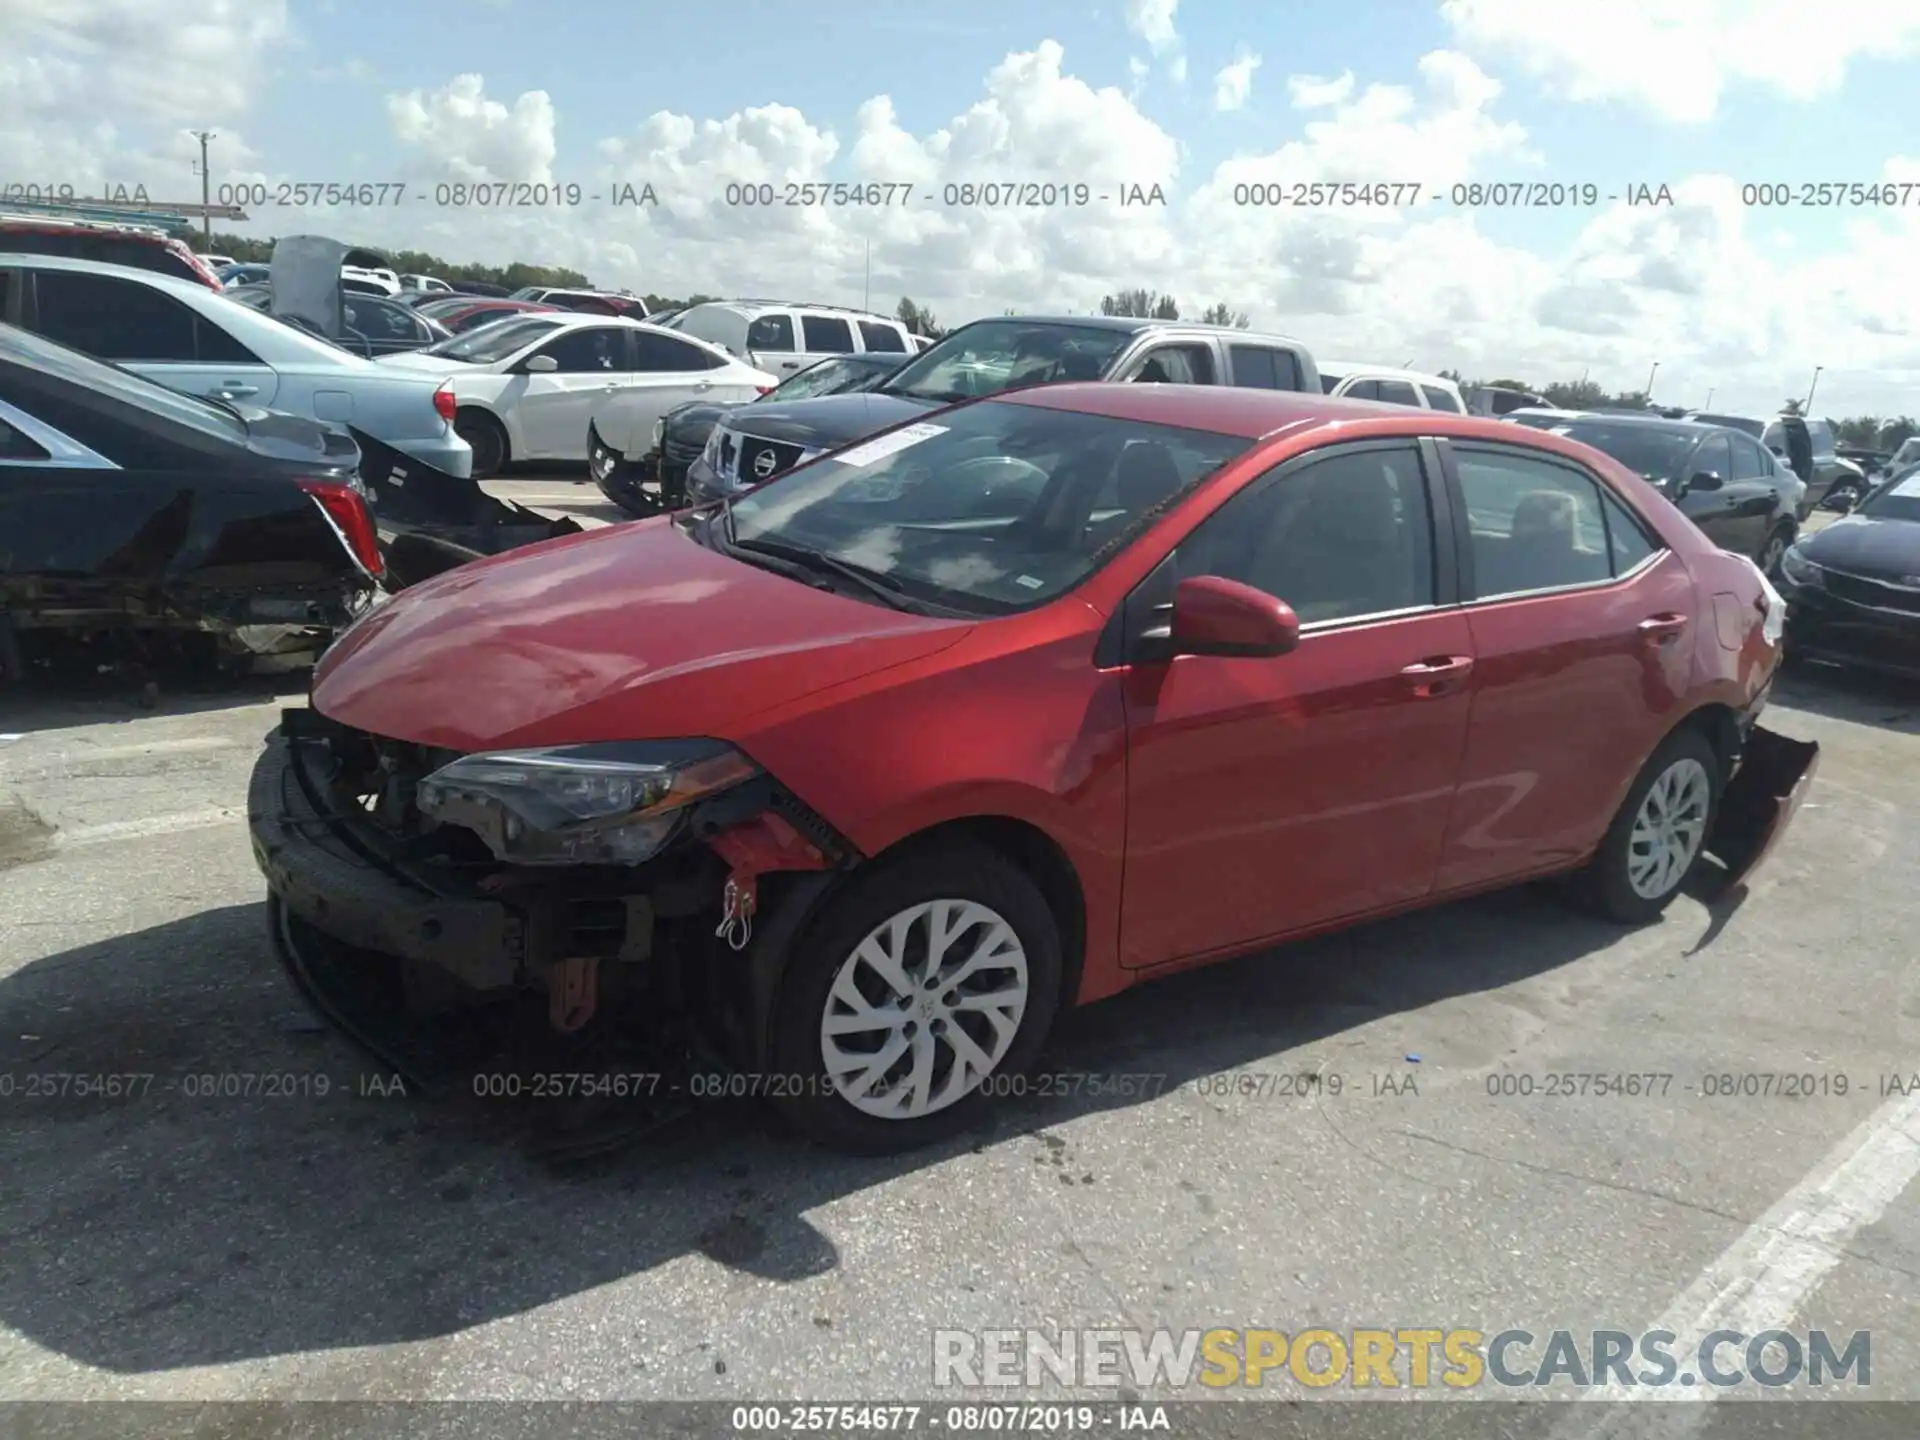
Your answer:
877,320 -> 1133,404
1555,422 -> 1699,481
422,316 -> 563,361
772,356 -> 899,400
724,399 -> 1251,614
0,324 -> 247,441
1859,471 -> 1920,523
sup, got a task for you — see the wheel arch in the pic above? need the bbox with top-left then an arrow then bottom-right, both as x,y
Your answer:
453,402 -> 512,463
1678,699 -> 1743,787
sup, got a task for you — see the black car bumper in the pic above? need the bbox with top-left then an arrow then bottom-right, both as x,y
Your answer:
589,439 -> 695,517
1779,578 -> 1920,679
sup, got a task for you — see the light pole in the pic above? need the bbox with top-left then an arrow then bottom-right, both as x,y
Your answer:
188,130 -> 216,248
1703,388 -> 1715,411
1805,366 -> 1823,411
1644,361 -> 1659,404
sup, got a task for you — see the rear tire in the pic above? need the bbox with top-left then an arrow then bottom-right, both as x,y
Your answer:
455,409 -> 508,479
766,842 -> 1063,1155
1572,726 -> 1722,923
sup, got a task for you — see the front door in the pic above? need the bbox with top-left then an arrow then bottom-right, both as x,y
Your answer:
1433,440 -> 1697,890
512,325 -> 636,459
1120,439 -> 1474,969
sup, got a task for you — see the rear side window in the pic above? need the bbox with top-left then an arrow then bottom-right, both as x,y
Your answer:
1806,420 -> 1834,454
747,313 -> 795,351
1730,435 -> 1769,480
1376,379 -> 1420,407
1601,489 -> 1658,572
1342,378 -> 1383,401
1454,448 -> 1617,598
1228,346 -> 1302,391
857,320 -> 906,353
635,330 -> 724,371
1420,384 -> 1461,413
800,315 -> 855,352
32,270 -> 205,361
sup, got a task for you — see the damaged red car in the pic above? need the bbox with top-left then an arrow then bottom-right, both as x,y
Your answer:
249,385 -> 1816,1154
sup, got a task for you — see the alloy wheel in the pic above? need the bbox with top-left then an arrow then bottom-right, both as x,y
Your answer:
819,898 -> 1029,1120
1626,757 -> 1711,899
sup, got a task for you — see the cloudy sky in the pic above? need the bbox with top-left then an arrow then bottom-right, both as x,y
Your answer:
7,0 -> 1920,417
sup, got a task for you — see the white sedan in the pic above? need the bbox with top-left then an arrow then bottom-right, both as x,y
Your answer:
380,314 -> 774,478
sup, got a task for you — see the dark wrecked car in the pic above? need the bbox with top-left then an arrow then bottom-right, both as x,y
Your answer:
249,384 -> 1816,1157
0,323 -> 579,677
589,351 -> 904,517
0,322 -> 383,674
1776,469 -> 1920,679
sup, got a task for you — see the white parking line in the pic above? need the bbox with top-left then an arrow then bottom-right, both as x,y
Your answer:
53,807 -> 244,849
10,736 -> 240,770
1555,1087 -> 1920,1432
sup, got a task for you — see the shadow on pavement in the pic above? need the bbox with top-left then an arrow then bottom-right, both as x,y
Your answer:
0,886 -> 1633,1373
1771,660 -> 1920,734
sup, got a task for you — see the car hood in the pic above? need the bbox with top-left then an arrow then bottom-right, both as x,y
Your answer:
311,517 -> 973,750
717,390 -> 939,449
1799,512 -> 1920,578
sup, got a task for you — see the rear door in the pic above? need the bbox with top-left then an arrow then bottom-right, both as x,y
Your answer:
746,312 -> 802,374
1433,440 -> 1693,891
796,313 -> 858,372
508,324 -> 636,458
25,268 -> 281,407
1375,379 -> 1422,409
1119,438 -> 1475,967
1721,433 -> 1784,556
597,330 -> 738,454
1226,343 -> 1307,392
856,319 -> 910,361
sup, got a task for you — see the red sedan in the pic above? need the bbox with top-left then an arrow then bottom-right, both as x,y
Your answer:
251,385 -> 1814,1153
419,298 -> 562,334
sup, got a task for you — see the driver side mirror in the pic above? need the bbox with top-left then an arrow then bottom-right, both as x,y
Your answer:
522,353 -> 560,373
1170,576 -> 1300,658
1687,469 -> 1724,492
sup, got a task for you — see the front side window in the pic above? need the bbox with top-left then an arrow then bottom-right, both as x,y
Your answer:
1453,448 -> 1617,598
1131,345 -> 1214,384
878,320 -> 1133,404
1729,435 -> 1770,480
531,327 -> 627,372
1342,379 -> 1383,401
1172,444 -> 1435,625
724,400 -> 1251,614
1689,433 -> 1733,485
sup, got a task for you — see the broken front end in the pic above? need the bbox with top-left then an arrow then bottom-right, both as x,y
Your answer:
248,709 -> 858,1103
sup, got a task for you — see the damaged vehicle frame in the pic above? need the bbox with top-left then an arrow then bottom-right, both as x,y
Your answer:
250,386 -> 1818,1156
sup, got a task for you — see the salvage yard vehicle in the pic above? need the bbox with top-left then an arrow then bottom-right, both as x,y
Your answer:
1515,411 -> 1805,572
250,385 -> 1815,1155
0,215 -> 223,290
589,351 -> 900,517
1315,361 -> 1465,412
0,324 -> 381,674
0,254 -> 474,478
1776,469 -> 1920,679
380,314 -> 774,479
684,314 -> 1321,502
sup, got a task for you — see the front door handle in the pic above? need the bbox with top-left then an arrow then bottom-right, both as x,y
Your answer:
692,381 -> 712,392
1400,655 -> 1473,698
1638,613 -> 1689,647
216,384 -> 259,398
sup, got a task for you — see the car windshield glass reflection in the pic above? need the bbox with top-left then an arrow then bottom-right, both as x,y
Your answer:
723,400 -> 1250,615
1858,474 -> 1920,523
773,357 -> 898,400
878,321 -> 1132,404
1558,423 -> 1700,482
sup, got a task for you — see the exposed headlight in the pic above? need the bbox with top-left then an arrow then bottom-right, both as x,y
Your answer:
1779,544 -> 1823,588
416,740 -> 759,866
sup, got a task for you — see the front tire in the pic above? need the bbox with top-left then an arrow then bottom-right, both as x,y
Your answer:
766,843 -> 1063,1155
1574,726 -> 1722,923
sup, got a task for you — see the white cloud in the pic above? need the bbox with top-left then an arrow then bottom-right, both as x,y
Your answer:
386,74 -> 557,183
10,23 -> 1920,418
1168,53 -> 1188,84
1287,71 -> 1356,108
1123,0 -> 1179,53
1213,50 -> 1262,112
1442,0 -> 1920,122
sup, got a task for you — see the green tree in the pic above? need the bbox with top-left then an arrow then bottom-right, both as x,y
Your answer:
1540,378 -> 1608,410
1099,289 -> 1179,320
1197,301 -> 1250,328
895,296 -> 945,338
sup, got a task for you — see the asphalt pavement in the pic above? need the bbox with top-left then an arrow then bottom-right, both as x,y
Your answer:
1,482 -> 1917,1430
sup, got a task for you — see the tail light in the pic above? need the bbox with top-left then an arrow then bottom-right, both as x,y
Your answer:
301,478 -> 385,579
433,382 -> 457,422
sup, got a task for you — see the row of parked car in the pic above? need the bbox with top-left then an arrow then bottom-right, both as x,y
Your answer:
1,210 -> 1917,689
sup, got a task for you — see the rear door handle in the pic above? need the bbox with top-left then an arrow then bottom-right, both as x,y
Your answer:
1638,613 -> 1689,646
1400,655 -> 1473,698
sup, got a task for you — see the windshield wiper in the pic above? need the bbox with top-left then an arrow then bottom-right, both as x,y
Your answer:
730,535 -> 918,610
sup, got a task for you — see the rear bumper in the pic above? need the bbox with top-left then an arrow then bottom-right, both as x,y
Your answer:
389,432 -> 474,480
1705,724 -> 1820,892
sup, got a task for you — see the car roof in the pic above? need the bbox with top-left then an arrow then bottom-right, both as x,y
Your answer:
0,250 -> 222,297
998,382 -> 1591,441
1318,360 -> 1459,386
1541,409 -> 1724,435
688,299 -> 902,322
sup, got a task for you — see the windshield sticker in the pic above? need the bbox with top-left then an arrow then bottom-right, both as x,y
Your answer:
1893,475 -> 1920,498
828,423 -> 949,468
1015,575 -> 1045,589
